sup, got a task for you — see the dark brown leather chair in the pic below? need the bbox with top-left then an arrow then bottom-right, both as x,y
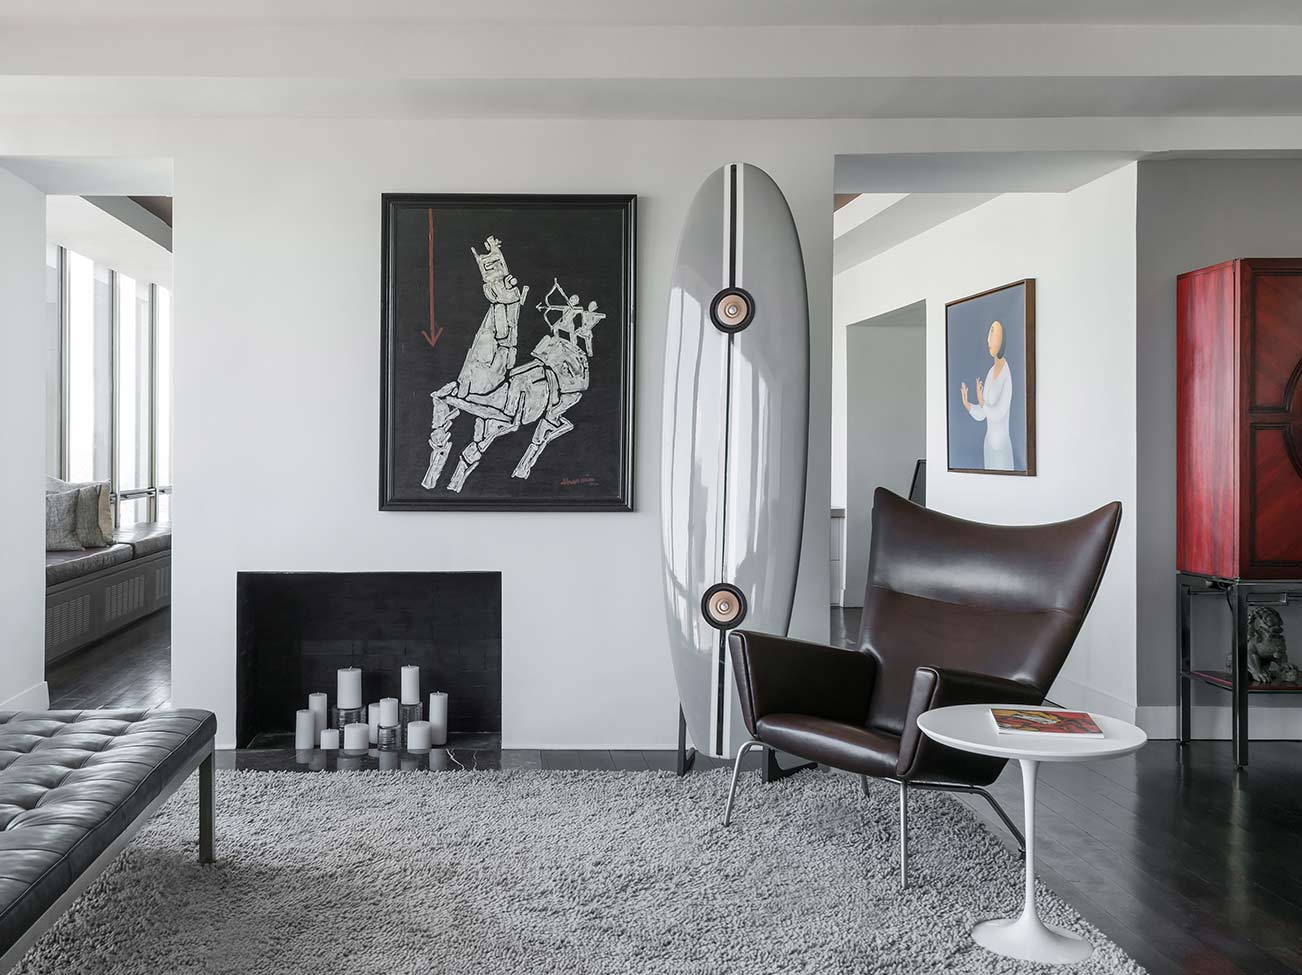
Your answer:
724,488 -> 1122,886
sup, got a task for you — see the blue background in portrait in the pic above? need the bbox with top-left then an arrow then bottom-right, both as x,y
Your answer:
945,283 -> 1028,472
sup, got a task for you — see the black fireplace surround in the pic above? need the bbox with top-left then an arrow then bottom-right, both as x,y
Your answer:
236,571 -> 501,748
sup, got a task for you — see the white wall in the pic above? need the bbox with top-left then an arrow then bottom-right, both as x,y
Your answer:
163,119 -> 831,749
1136,158 -> 1302,738
833,165 -> 1139,718
842,306 -> 925,606
0,166 -> 49,710
8,112 -> 1302,745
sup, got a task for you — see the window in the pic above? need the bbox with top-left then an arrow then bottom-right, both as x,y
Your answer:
65,251 -> 113,483
44,244 -> 61,477
115,273 -> 152,491
51,246 -> 172,527
156,286 -> 172,522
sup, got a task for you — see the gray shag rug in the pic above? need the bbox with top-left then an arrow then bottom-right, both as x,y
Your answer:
15,769 -> 1145,975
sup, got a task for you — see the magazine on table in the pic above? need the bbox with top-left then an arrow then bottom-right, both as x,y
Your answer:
989,708 -> 1104,738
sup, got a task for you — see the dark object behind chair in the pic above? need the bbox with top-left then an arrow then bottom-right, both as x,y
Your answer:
907,459 -> 926,506
726,488 -> 1121,886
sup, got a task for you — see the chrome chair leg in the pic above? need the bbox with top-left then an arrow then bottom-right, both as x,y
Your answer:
722,739 -> 764,827
860,774 -> 870,797
898,780 -> 909,890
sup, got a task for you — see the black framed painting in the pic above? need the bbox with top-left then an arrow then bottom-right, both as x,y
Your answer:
380,193 -> 636,510
944,278 -> 1036,476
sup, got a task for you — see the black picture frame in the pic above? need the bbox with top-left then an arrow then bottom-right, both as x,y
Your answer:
944,278 -> 1037,477
380,193 -> 636,511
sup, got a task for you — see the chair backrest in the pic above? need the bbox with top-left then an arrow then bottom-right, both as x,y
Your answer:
857,488 -> 1122,736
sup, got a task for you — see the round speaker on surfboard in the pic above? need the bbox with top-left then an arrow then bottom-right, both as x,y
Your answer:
701,583 -> 747,630
710,287 -> 755,333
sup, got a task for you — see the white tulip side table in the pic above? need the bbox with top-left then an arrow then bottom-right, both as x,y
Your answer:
915,704 -> 1147,965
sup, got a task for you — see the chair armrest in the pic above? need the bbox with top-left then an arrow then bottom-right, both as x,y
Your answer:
897,667 -> 1043,780
728,630 -> 876,737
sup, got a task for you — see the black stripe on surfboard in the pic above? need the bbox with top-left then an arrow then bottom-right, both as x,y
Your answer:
727,163 -> 737,288
715,630 -> 727,756
714,163 -> 740,757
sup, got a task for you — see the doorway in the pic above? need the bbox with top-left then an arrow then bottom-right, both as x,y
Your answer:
841,301 -> 926,611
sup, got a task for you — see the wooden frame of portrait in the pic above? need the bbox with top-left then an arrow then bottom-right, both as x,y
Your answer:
944,278 -> 1036,476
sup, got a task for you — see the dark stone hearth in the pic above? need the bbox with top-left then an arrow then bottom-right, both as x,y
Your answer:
236,571 -> 501,748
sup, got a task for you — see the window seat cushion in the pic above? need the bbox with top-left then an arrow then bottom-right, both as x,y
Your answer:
44,545 -> 133,587
111,523 -> 171,559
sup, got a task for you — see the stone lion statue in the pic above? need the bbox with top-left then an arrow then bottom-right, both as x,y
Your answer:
1226,606 -> 1298,684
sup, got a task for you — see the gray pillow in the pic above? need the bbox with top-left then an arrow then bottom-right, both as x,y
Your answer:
45,476 -> 113,546
46,490 -> 84,551
74,483 -> 113,546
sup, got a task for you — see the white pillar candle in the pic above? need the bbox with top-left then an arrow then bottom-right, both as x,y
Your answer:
400,665 -> 421,705
428,692 -> 448,746
308,692 -> 329,737
367,703 -> 381,744
343,722 -> 369,751
320,728 -> 340,750
336,668 -> 363,710
406,720 -> 432,752
379,697 -> 399,727
294,709 -> 315,750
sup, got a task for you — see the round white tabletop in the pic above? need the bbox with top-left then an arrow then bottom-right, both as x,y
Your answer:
916,704 -> 1146,966
915,704 -> 1147,763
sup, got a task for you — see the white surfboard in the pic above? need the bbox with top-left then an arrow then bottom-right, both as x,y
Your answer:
660,163 -> 809,759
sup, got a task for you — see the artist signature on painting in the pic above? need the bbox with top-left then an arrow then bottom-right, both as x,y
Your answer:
560,475 -> 597,487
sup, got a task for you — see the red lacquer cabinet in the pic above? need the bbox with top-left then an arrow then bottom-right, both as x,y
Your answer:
1177,258 -> 1302,579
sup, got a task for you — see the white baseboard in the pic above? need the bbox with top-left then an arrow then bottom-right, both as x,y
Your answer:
1046,675 -> 1137,723
1,680 -> 49,711
1137,705 -> 1302,740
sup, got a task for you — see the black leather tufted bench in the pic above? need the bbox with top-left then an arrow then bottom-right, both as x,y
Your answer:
0,708 -> 215,971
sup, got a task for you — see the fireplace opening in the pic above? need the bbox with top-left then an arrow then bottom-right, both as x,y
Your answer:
236,571 -> 502,748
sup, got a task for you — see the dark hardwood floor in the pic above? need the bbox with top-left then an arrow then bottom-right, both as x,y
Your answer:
46,608 -> 171,710
831,604 -> 1302,975
45,605 -> 1302,974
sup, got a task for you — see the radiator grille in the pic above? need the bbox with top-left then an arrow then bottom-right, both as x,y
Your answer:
105,576 -> 147,622
46,595 -> 92,649
154,563 -> 171,600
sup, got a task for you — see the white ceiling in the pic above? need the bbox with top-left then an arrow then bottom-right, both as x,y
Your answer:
46,196 -> 172,289
834,193 -> 999,275
8,76 -> 1302,121
5,0 -> 1302,26
4,9 -> 1302,120
0,157 -> 172,195
834,152 -> 1141,193
832,150 -> 1150,274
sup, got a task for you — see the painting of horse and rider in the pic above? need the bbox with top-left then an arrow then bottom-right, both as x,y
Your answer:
381,194 -> 636,510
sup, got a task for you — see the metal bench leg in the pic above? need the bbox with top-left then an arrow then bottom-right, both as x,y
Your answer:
199,750 -> 215,863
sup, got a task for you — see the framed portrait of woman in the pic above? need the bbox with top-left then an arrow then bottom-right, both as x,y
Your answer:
945,279 -> 1036,476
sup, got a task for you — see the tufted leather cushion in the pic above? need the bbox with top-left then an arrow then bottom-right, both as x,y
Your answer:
0,709 -> 215,958
44,544 -> 133,587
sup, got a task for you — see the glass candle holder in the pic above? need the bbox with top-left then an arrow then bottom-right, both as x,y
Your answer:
376,724 -> 400,752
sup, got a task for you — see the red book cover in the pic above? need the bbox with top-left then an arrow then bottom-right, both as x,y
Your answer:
990,708 -> 1104,737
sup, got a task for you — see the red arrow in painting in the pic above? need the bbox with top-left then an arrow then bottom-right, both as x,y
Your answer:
422,207 -> 442,348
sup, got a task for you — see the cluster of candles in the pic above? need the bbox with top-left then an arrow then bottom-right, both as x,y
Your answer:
293,665 -> 449,754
